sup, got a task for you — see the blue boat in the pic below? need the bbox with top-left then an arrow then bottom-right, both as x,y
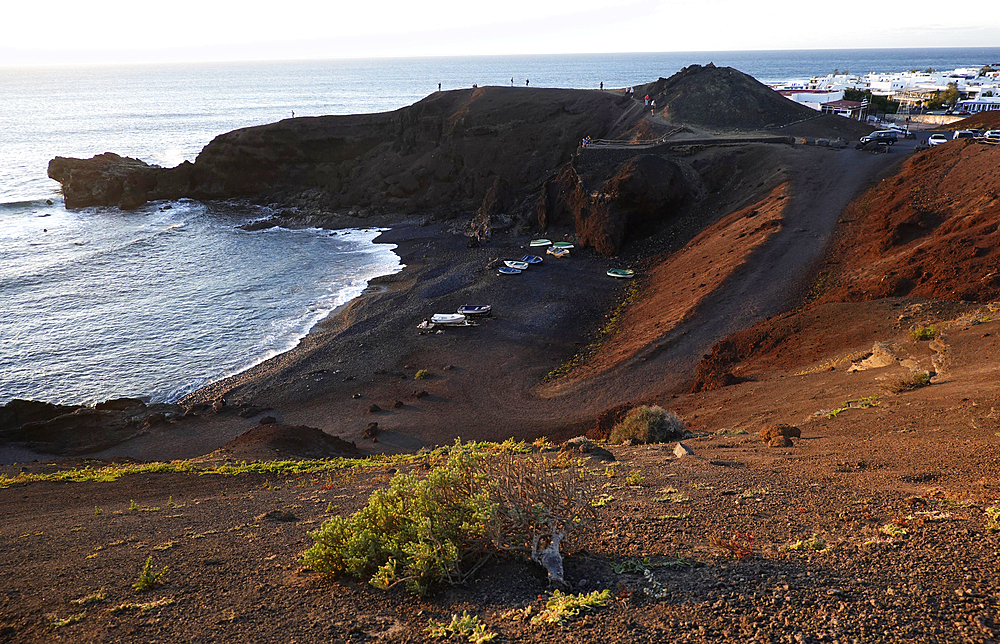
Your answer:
458,305 -> 491,316
520,255 -> 543,264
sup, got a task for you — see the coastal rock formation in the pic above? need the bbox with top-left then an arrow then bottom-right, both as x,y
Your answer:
49,88 -> 633,219
537,155 -> 689,255
46,65 -> 871,257
0,397 -> 182,456
47,153 -> 192,210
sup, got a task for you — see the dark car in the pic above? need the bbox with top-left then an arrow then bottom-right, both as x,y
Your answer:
860,130 -> 898,145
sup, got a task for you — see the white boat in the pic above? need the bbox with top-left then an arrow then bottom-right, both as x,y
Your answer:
546,247 -> 570,258
431,313 -> 467,325
504,260 -> 529,270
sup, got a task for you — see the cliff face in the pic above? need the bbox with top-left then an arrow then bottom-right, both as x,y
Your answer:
49,87 -> 634,217
46,66 -> 869,256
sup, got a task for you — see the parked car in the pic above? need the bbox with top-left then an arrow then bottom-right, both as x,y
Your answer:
927,133 -> 949,146
984,130 -> 1000,140
953,130 -> 976,139
860,130 -> 898,145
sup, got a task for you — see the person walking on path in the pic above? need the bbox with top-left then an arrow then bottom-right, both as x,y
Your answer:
644,94 -> 649,106
650,99 -> 656,116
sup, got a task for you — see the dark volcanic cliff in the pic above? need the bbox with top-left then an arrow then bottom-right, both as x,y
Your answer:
49,87 -> 635,217
47,66 -> 866,256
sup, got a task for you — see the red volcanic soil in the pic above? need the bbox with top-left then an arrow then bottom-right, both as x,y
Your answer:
944,111 -> 1000,130
818,140 -> 1000,304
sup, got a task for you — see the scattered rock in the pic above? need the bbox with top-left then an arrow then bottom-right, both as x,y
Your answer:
393,400 -> 405,409
363,422 -> 379,438
368,404 -> 382,413
759,424 -> 801,442
412,390 -> 429,399
259,416 -> 277,425
769,436 -> 793,448
255,510 -> 298,523
673,442 -> 695,458
561,436 -> 616,461
849,342 -> 898,372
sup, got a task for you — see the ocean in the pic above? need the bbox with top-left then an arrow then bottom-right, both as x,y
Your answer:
3,48 -> 999,406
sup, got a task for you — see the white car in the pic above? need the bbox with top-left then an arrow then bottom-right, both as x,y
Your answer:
985,130 -> 1000,140
927,133 -> 949,146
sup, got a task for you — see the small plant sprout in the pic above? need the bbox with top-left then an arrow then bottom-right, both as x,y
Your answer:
784,535 -> 831,552
414,369 -> 430,380
984,506 -> 1000,531
709,531 -> 754,558
425,611 -> 497,642
70,589 -> 106,605
590,494 -> 614,508
94,506 -> 103,516
626,469 -> 645,486
109,597 -> 176,613
128,499 -> 140,512
531,436 -> 555,451
132,556 -> 168,592
603,464 -> 617,478
610,557 -> 654,574
50,611 -> 86,628
530,589 -> 611,625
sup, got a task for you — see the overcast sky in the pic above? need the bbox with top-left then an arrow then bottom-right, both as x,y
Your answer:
3,0 -> 999,66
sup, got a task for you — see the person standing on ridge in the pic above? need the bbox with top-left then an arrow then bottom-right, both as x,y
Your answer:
526,79 -> 529,87
438,82 -> 442,91
510,77 -> 514,87
600,81 -> 603,90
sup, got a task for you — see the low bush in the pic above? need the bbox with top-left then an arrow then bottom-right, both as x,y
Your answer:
883,371 -> 932,394
302,441 -> 595,595
910,326 -> 937,341
609,406 -> 685,444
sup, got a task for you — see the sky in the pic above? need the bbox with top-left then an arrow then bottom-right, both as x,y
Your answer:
3,0 -> 1000,66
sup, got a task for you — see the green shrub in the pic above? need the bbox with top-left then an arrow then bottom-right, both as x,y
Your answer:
530,589 -> 611,625
883,371 -> 932,394
910,326 -> 937,341
414,369 -> 430,380
426,611 -> 496,642
302,442 -> 595,595
302,442 -> 493,596
609,406 -> 685,444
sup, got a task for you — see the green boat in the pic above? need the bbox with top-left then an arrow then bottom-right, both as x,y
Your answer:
607,268 -> 635,279
529,239 -> 551,247
551,241 -> 574,249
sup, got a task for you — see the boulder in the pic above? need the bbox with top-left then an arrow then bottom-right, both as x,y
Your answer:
759,424 -> 800,442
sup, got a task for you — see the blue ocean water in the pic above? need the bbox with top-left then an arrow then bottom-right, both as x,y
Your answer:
2,48 -> 999,405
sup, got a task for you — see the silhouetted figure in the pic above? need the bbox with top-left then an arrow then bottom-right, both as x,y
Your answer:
600,81 -> 603,90
438,82 -> 442,91
526,79 -> 529,87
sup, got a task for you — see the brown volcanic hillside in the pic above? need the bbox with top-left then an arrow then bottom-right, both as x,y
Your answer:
943,111 -> 1000,130
818,140 -> 1000,303
636,64 -> 817,131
